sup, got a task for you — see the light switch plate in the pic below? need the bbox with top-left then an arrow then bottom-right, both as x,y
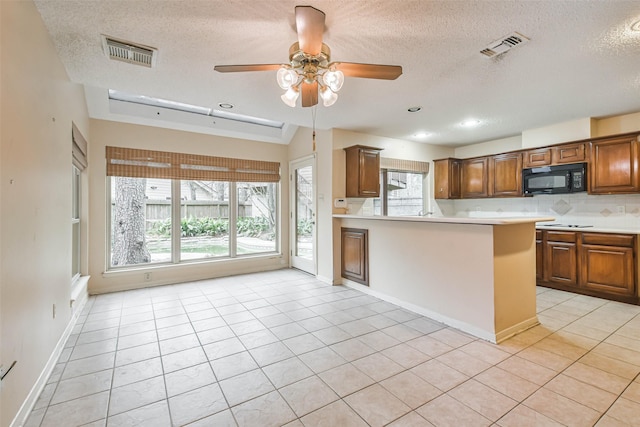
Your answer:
334,198 -> 347,208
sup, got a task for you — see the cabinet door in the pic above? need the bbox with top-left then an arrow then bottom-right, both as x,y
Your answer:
523,148 -> 551,168
341,228 -> 368,285
345,146 -> 381,197
590,135 -> 640,194
544,241 -> 578,286
536,230 -> 544,282
358,149 -> 381,196
581,244 -> 635,296
552,143 -> 586,164
536,230 -> 543,281
489,153 -> 522,197
461,157 -> 489,198
434,158 -> 460,199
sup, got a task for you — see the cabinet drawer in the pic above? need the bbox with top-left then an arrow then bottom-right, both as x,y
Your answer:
552,143 -> 586,164
582,233 -> 635,248
546,231 -> 577,243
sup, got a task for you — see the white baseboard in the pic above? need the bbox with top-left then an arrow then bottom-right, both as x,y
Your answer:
10,286 -> 89,427
342,279 -> 537,344
316,275 -> 334,285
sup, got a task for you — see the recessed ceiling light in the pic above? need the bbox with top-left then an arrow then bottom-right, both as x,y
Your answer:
407,106 -> 422,113
460,119 -> 481,128
218,103 -> 234,109
413,132 -> 430,139
632,20 -> 640,32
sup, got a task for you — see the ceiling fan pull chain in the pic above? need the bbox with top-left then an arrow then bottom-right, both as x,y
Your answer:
312,106 -> 317,152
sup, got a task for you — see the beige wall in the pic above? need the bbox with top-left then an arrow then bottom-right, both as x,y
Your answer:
0,1 -> 90,425
595,111 -> 640,136
88,120 -> 290,294
287,127 -> 335,282
455,135 -> 522,159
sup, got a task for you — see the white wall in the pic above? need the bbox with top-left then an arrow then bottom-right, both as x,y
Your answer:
0,1 -> 90,425
287,127 -> 335,283
88,120 -> 290,294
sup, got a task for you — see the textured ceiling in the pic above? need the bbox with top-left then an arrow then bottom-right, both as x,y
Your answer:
34,0 -> 640,146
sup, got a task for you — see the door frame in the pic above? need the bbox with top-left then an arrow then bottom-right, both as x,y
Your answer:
289,154 -> 317,275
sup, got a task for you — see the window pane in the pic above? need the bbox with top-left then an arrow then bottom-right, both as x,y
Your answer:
72,167 -> 80,279
237,182 -> 277,254
180,180 -> 230,260
111,177 -> 171,267
387,172 -> 424,216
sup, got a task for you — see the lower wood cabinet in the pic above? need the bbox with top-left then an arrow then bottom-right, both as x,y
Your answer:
544,231 -> 578,287
537,229 -> 638,304
341,227 -> 369,286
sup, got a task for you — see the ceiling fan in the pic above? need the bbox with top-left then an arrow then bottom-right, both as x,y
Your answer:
214,5 -> 402,108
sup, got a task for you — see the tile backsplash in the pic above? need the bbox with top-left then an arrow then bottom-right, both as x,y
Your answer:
436,193 -> 640,230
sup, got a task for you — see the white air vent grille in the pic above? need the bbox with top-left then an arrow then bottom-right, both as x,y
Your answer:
102,36 -> 156,68
480,32 -> 529,58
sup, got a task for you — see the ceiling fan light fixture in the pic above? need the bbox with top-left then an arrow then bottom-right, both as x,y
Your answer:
281,86 -> 300,107
277,66 -> 298,90
323,69 -> 344,92
320,86 -> 338,107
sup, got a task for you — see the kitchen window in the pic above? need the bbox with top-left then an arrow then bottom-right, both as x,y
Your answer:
373,158 -> 430,216
106,147 -> 280,269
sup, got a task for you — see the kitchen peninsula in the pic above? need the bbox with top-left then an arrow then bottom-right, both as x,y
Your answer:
334,214 -> 554,343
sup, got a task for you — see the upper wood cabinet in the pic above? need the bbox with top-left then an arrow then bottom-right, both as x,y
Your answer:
461,157 -> 489,198
553,142 -> 586,164
489,152 -> 522,197
434,158 -> 461,199
523,148 -> 551,168
590,134 -> 640,194
344,145 -> 382,197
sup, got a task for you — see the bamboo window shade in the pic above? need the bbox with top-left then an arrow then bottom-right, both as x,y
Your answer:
72,123 -> 88,171
106,146 -> 280,182
380,157 -> 429,174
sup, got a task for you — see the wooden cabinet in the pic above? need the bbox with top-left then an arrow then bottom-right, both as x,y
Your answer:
523,148 -> 551,168
544,231 -> 578,287
553,142 -> 586,164
537,229 -> 638,304
489,152 -> 522,197
590,134 -> 640,194
535,230 -> 543,281
433,158 -> 461,199
344,145 -> 382,197
581,233 -> 635,298
341,227 -> 369,285
461,157 -> 489,198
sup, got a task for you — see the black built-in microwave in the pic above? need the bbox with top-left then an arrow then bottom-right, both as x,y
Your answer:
523,163 -> 586,195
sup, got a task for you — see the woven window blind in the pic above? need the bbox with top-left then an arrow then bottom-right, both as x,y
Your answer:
72,123 -> 88,171
380,157 -> 429,174
106,146 -> 280,182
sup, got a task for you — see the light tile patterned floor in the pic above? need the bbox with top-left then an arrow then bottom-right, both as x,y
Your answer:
25,269 -> 640,426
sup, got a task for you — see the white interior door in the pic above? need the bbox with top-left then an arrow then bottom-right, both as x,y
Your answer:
290,156 -> 316,275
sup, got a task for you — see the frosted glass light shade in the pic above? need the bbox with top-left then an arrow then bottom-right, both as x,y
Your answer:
276,67 -> 298,89
322,70 -> 344,92
320,86 -> 338,107
281,86 -> 299,107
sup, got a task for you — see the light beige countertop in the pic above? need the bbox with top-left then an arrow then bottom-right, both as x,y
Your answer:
333,214 -> 555,226
535,223 -> 639,234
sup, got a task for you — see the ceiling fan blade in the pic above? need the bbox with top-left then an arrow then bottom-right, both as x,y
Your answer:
333,62 -> 403,80
295,6 -> 325,55
301,81 -> 318,107
214,64 -> 282,73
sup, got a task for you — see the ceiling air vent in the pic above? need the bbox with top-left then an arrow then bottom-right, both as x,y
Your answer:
480,32 -> 529,58
102,36 -> 156,68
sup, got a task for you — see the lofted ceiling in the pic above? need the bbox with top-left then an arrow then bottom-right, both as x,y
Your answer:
34,0 -> 640,146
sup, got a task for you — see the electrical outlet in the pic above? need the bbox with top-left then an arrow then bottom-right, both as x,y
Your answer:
144,272 -> 152,282
617,206 -> 625,214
